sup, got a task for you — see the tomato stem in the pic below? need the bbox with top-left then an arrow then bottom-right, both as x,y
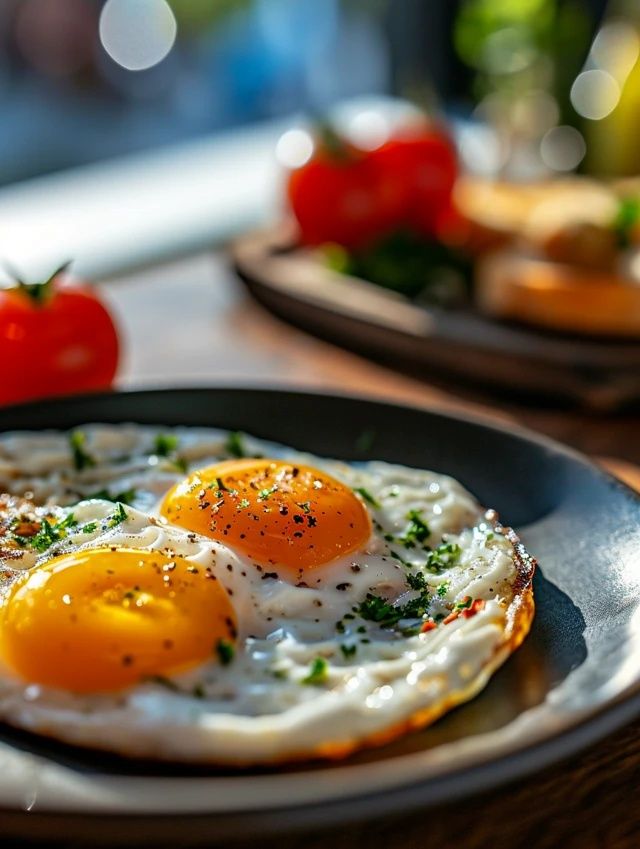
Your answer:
315,121 -> 353,164
4,260 -> 72,306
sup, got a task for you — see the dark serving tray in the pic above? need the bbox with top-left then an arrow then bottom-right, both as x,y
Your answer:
1,387 -> 640,846
231,227 -> 640,410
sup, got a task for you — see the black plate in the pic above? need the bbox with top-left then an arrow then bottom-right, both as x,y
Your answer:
232,228 -> 640,410
1,387 -> 640,846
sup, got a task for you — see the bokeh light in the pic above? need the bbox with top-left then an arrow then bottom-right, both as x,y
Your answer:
275,129 -> 314,169
346,110 -> 391,151
570,69 -> 620,121
591,20 -> 640,86
99,0 -> 177,72
540,125 -> 586,172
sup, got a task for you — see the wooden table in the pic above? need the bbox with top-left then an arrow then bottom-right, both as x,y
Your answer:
92,252 -> 640,849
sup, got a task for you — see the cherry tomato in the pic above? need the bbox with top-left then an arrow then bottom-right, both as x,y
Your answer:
0,265 -> 119,406
286,134 -> 409,249
371,125 -> 458,237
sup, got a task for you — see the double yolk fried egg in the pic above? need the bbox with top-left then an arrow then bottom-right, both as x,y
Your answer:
0,427 -> 535,764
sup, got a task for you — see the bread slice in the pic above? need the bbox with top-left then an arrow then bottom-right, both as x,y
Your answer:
476,249 -> 640,338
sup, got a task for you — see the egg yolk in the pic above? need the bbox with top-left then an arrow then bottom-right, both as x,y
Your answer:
160,459 -> 371,575
0,548 -> 236,694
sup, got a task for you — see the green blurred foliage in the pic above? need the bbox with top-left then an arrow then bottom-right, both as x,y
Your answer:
454,0 -> 591,123
167,0 -> 253,34
166,0 -> 384,36
325,232 -> 472,306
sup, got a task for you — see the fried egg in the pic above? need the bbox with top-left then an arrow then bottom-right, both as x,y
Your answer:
0,426 -> 535,764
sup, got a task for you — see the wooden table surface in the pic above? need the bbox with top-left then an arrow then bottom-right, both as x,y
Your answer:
45,251 -> 640,849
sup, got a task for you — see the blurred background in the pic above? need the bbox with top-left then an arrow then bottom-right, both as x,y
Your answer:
0,0 -> 628,187
2,0 -> 638,278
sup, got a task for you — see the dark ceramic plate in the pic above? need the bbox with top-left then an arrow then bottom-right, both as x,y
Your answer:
232,227 -> 640,410
1,387 -> 640,846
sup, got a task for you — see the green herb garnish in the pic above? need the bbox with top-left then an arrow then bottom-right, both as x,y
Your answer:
13,513 -> 78,553
357,575 -> 432,628
152,434 -> 187,472
271,667 -> 289,680
258,485 -> 278,502
406,570 -> 428,591
215,638 -> 235,666
354,487 -> 380,509
302,657 -> 329,685
340,644 -> 357,660
69,430 -> 95,471
400,510 -> 431,548
225,431 -> 245,458
426,541 -> 461,574
153,433 -> 179,457
107,503 -> 128,528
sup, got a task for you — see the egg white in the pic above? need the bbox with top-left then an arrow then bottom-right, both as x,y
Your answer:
0,426 -> 535,763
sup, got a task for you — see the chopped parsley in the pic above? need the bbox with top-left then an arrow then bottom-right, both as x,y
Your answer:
302,657 -> 329,685
340,643 -> 357,660
107,503 -> 128,528
437,581 -> 449,597
400,510 -> 431,548
13,512 -> 78,552
406,570 -> 428,591
69,430 -> 95,471
270,667 -> 289,680
426,541 -> 461,574
215,638 -> 235,665
82,521 -> 98,535
152,433 -> 187,472
170,456 -> 188,473
356,594 -> 404,628
225,431 -> 246,458
86,487 -> 137,505
237,499 -> 250,510
357,574 -> 432,628
454,595 -> 473,612
354,487 -> 380,509
258,485 -> 278,501
296,501 -> 311,514
153,433 -> 179,457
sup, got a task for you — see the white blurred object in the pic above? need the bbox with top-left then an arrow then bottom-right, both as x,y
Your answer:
0,97 -> 412,281
99,0 -> 177,72
570,69 -> 621,121
540,125 -> 586,172
0,121 -> 284,282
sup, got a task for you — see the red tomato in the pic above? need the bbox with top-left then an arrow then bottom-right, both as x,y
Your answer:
371,125 -> 458,237
286,139 -> 409,249
0,266 -> 119,406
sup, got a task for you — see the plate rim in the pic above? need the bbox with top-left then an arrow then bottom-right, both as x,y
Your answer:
1,385 -> 640,836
